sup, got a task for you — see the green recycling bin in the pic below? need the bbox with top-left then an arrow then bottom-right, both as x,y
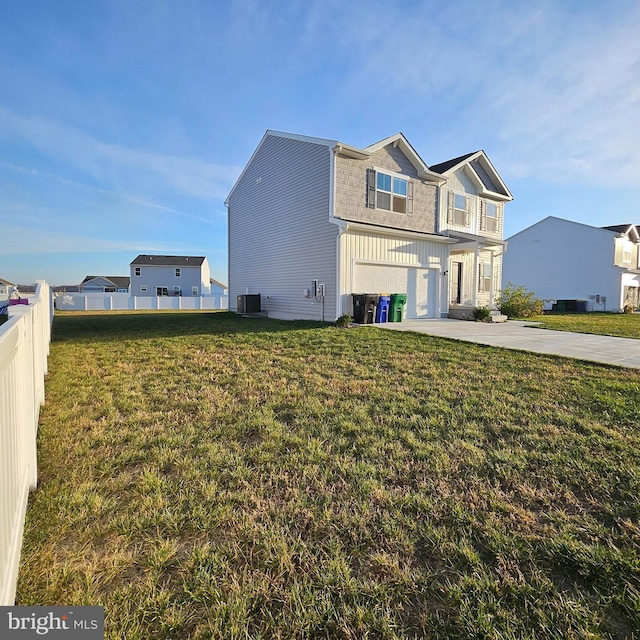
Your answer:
389,293 -> 407,322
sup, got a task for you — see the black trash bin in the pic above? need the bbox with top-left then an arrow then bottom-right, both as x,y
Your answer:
352,294 -> 379,324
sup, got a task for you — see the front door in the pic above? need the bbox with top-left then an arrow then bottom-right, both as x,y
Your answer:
450,262 -> 462,304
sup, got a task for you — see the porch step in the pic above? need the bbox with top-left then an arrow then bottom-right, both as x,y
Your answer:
447,307 -> 508,322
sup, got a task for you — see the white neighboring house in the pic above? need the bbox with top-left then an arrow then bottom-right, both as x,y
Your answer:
209,278 -> 228,295
225,130 -> 512,321
503,217 -> 640,312
0,278 -> 13,300
130,255 -> 212,297
78,276 -> 130,293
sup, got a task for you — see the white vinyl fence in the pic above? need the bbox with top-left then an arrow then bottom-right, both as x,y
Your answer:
55,292 -> 228,311
0,281 -> 53,605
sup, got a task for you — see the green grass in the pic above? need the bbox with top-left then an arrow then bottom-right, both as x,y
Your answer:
527,312 -> 640,339
18,310 -> 640,639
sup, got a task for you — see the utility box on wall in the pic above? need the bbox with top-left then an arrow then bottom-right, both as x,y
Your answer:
237,294 -> 261,314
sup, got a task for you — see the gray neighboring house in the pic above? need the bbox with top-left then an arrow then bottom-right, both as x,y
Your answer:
130,255 -> 212,297
225,130 -> 512,321
79,276 -> 130,293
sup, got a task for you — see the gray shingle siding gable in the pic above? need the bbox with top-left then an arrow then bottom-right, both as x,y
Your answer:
228,134 -> 337,320
335,145 -> 438,233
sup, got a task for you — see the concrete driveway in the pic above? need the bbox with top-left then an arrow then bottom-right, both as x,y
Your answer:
377,319 -> 640,369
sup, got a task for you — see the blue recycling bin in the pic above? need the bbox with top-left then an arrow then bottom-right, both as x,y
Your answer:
375,296 -> 391,323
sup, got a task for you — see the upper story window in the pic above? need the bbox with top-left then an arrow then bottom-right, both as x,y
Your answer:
134,267 -> 141,276
483,202 -> 498,232
367,168 -> 413,214
377,172 -> 408,213
175,268 -> 181,277
447,191 -> 470,226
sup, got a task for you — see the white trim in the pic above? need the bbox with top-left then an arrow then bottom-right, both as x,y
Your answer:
339,220 -> 458,244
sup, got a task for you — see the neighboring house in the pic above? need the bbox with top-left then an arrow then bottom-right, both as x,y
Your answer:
79,276 -> 130,293
0,277 -> 13,299
209,278 -> 228,295
225,130 -> 512,321
130,255 -> 211,297
503,217 -> 640,312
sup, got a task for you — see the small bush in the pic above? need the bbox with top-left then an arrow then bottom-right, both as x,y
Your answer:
623,305 -> 634,314
335,313 -> 353,328
497,282 -> 544,318
472,306 -> 492,322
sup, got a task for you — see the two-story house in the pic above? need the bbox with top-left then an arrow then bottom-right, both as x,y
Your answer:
130,255 -> 211,297
226,130 -> 512,321
503,217 -> 640,312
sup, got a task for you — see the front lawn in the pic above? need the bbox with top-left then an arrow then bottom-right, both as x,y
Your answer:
527,312 -> 640,339
18,311 -> 640,639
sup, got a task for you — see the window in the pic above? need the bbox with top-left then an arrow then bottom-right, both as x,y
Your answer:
368,169 -> 411,214
175,268 -> 181,277
483,202 -> 498,232
448,191 -> 470,225
134,267 -> 141,276
140,285 -> 147,292
192,286 -> 199,296
478,263 -> 492,292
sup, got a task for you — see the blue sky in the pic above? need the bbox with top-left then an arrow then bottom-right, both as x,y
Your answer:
1,0 -> 639,286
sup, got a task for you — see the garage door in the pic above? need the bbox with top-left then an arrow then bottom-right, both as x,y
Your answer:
353,264 -> 436,318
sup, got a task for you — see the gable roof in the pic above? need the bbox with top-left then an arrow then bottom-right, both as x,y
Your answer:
602,224 -> 640,242
210,278 -> 228,290
362,133 -> 446,183
508,216 -> 640,242
430,150 -> 513,201
0,277 -> 14,287
130,255 -> 207,267
81,276 -> 131,288
429,152 -> 478,175
226,130 -> 513,204
226,130 -> 447,204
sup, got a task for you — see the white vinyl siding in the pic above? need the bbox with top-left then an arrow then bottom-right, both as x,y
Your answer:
228,134 -> 337,321
339,229 -> 450,318
503,217 -> 633,312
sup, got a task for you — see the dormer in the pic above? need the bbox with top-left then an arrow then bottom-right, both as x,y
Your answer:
431,151 -> 513,239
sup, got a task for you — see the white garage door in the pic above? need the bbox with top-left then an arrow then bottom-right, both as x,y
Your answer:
353,264 -> 436,318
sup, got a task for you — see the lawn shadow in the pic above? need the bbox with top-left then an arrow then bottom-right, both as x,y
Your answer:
51,310 -> 333,343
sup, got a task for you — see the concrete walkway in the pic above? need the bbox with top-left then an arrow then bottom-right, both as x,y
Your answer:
377,319 -> 640,369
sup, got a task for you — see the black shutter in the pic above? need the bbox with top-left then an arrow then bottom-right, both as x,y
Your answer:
367,168 -> 376,208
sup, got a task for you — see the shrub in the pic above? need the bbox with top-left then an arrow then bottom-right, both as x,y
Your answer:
472,306 -> 492,322
335,313 -> 353,328
623,305 -> 634,314
497,282 -> 544,318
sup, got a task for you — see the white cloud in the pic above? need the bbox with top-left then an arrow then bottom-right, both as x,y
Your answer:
485,4 -> 640,186
0,223 -> 171,256
0,105 -> 242,201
